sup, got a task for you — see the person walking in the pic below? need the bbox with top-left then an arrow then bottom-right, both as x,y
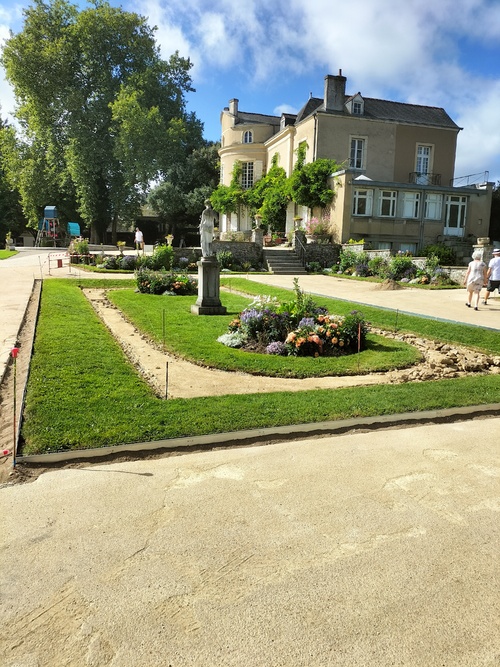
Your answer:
464,250 -> 487,311
134,227 -> 144,254
483,248 -> 500,305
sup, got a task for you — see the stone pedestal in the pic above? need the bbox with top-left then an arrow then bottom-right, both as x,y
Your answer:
252,227 -> 264,247
191,256 -> 227,315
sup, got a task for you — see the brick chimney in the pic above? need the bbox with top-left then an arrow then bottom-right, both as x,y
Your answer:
324,70 -> 346,112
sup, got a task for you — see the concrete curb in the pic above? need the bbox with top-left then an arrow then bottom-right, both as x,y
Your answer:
17,403 -> 500,465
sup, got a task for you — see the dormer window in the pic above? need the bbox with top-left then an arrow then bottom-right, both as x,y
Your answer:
243,130 -> 253,144
346,93 -> 364,116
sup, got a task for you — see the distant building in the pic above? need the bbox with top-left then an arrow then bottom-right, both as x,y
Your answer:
219,70 -> 492,254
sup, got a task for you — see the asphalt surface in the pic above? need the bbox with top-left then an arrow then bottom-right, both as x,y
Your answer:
1,248 -> 499,666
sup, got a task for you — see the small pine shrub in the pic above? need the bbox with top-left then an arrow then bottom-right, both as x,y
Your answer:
336,248 -> 359,273
150,244 -> 174,271
422,244 -> 456,265
216,250 -> 234,270
117,255 -> 137,271
367,256 -> 389,278
387,255 -> 417,281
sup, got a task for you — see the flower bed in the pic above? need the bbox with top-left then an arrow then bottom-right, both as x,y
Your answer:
218,279 -> 368,357
135,269 -> 197,295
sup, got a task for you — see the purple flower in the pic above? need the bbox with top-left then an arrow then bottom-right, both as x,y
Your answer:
266,341 -> 287,355
241,309 -> 262,323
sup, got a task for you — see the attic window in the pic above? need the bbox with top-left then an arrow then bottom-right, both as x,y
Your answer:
243,130 -> 253,144
353,101 -> 362,115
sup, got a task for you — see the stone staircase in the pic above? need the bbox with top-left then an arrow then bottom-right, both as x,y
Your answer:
263,247 -> 307,275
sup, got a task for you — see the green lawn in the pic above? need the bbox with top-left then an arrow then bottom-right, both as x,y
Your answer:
0,249 -> 18,260
20,278 -> 500,455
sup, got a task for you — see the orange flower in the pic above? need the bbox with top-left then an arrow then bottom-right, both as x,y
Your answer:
332,337 -> 338,344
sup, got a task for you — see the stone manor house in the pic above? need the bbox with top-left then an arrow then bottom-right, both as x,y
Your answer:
218,71 -> 493,255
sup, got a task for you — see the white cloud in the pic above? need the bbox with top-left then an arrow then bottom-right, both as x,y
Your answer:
455,80 -> 500,182
0,0 -> 498,181
274,104 -> 298,116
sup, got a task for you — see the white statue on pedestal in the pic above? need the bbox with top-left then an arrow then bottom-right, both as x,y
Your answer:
199,200 -> 217,258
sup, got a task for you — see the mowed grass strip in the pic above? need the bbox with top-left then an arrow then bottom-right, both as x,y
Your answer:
0,249 -> 18,260
21,278 -> 500,454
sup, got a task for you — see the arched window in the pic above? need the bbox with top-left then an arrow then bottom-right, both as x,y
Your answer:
243,130 -> 253,144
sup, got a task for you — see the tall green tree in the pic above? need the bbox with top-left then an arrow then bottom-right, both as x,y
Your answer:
0,116 -> 28,242
1,0 -> 202,243
147,141 -> 220,234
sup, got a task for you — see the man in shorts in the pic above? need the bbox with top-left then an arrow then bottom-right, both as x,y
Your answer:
484,247 -> 500,304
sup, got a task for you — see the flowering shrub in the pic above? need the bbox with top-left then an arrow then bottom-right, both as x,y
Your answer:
218,280 -> 369,357
285,312 -> 367,357
136,269 -> 197,295
305,215 -> 330,236
69,237 -> 89,256
137,244 -> 174,271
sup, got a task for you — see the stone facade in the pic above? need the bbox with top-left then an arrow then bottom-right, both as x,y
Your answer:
219,71 -> 494,256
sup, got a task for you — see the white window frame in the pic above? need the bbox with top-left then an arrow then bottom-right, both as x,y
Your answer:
243,130 -> 253,144
379,190 -> 397,217
445,195 -> 467,234
241,162 -> 254,189
350,137 -> 366,170
424,193 -> 443,220
402,192 -> 420,218
415,144 -> 433,183
399,243 -> 417,254
352,189 -> 373,216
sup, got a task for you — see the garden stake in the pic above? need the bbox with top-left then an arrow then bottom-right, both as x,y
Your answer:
11,347 -> 19,468
357,322 -> 361,372
165,362 -> 169,400
395,309 -> 399,332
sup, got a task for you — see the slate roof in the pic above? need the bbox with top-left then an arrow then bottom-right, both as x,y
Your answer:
235,111 -> 280,126
233,91 -> 460,133
293,95 -> 459,130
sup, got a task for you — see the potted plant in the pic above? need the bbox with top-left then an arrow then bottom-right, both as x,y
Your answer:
305,215 -> 331,243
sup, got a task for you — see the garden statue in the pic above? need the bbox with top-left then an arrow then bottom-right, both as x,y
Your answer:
199,200 -> 217,257
191,199 -> 226,316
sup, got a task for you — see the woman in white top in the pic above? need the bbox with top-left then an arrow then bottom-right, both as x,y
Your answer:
463,250 -> 487,310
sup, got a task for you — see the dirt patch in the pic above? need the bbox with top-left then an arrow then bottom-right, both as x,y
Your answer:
376,279 -> 403,290
0,281 -> 40,486
84,288 -> 392,400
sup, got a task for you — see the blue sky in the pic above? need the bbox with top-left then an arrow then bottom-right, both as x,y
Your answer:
1,0 -> 500,185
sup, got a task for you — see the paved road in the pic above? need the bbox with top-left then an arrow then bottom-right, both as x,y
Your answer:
1,250 -> 499,666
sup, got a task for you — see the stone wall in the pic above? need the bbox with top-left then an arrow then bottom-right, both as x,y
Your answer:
302,243 -> 340,268
172,242 -> 264,268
